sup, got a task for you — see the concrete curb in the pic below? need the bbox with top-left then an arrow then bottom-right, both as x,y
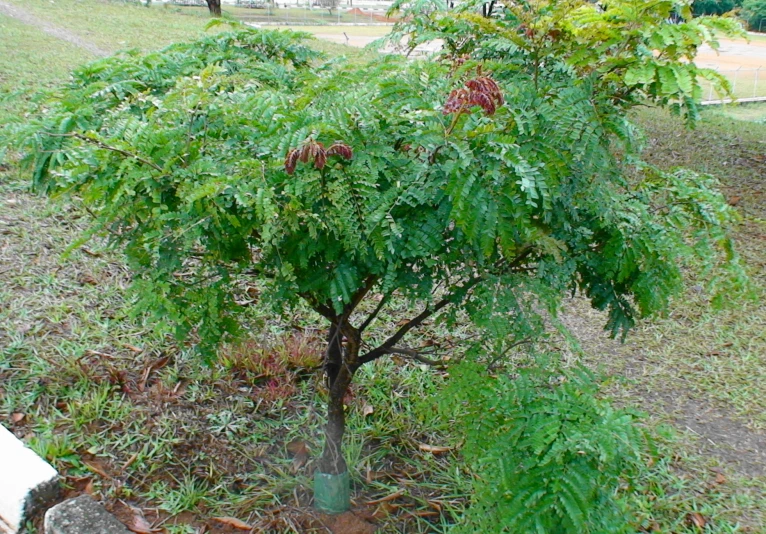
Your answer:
701,96 -> 766,105
0,424 -> 59,534
44,496 -> 131,534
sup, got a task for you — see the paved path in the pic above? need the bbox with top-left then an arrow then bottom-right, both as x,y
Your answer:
697,38 -> 766,70
0,0 -> 109,57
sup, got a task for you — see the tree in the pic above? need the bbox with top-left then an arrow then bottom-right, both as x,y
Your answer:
692,0 -> 741,16
318,0 -> 340,15
742,0 -> 766,29
17,1 -> 746,513
206,0 -> 222,17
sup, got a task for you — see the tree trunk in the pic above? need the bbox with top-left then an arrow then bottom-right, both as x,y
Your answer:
318,365 -> 353,474
206,0 -> 222,16
317,323 -> 359,475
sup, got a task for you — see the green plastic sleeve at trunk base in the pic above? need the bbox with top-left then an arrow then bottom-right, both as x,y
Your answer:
314,470 -> 350,514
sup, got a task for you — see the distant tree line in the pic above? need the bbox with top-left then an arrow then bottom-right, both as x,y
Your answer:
693,0 -> 741,16
693,0 -> 765,31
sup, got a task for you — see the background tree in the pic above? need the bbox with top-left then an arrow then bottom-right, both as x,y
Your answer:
16,0 -> 746,513
692,0 -> 741,16
206,0 -> 222,17
742,0 -> 766,28
318,0 -> 340,15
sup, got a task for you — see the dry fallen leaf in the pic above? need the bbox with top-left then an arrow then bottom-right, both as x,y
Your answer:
77,273 -> 99,286
138,355 -> 171,391
366,489 -> 404,505
412,510 -> 439,517
10,412 -> 25,424
286,439 -> 308,455
83,459 -> 110,479
687,512 -> 707,529
127,523 -> 153,534
121,452 -> 139,472
417,443 -> 452,454
362,403 -> 374,417
212,516 -> 253,530
80,247 -> 102,258
286,440 -> 309,473
715,472 -> 726,485
365,470 -> 389,484
150,355 -> 171,371
127,512 -> 155,534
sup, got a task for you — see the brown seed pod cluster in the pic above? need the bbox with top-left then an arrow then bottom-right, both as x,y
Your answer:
443,76 -> 505,116
284,140 -> 353,175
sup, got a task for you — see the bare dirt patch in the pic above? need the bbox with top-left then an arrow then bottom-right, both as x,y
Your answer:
322,510 -> 378,534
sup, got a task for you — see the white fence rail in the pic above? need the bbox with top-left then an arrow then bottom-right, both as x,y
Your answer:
703,67 -> 766,101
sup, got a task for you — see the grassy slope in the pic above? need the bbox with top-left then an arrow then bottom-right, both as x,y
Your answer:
1,1 -> 765,532
622,105 -> 766,426
707,102 -> 766,123
0,14 -> 92,120
3,0 -> 216,53
0,13 -> 92,87
571,106 -> 766,531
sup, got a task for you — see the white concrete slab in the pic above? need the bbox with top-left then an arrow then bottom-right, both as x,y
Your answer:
0,424 -> 59,533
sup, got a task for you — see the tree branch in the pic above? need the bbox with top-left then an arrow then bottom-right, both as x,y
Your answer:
345,276 -> 377,317
356,275 -> 483,367
300,293 -> 337,322
44,132 -> 165,173
486,337 -> 534,371
358,293 -> 390,333
355,245 -> 536,368
386,347 -> 446,368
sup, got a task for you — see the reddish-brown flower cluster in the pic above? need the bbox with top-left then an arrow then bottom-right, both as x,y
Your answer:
443,76 -> 505,116
284,140 -> 353,175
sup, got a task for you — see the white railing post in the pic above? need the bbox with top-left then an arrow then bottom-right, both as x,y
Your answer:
732,66 -> 741,96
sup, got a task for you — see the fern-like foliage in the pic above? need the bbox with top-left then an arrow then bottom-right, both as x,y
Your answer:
442,358 -> 647,534
10,20 -> 748,359
7,0 -> 753,486
385,0 -> 745,123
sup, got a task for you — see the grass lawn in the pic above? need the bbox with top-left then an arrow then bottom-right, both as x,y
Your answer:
1,2 -> 765,533
3,0 -> 218,53
705,101 -> 766,122
0,13 -> 93,120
